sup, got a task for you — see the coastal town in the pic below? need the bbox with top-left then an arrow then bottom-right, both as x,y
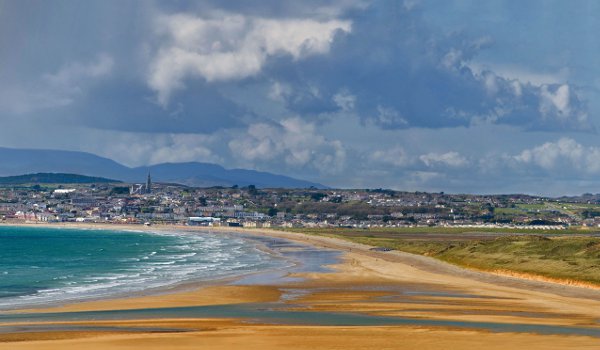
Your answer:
1,174 -> 598,230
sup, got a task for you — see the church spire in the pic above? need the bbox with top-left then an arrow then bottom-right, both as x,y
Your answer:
146,172 -> 152,194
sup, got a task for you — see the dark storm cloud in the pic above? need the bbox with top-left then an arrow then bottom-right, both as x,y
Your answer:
0,0 -> 149,75
69,80 -> 246,133
0,0 -> 590,135
264,1 -> 591,131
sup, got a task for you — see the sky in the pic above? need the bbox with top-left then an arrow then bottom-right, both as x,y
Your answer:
1,0 -> 600,196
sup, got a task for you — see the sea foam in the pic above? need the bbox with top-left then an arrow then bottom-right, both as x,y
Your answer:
0,226 -> 287,310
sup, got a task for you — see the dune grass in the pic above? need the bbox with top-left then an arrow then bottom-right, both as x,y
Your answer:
284,228 -> 600,285
284,226 -> 595,236
367,236 -> 600,285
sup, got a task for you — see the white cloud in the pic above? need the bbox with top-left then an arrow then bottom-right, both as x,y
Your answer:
309,0 -> 371,17
333,90 -> 356,111
539,84 -> 571,119
146,134 -> 221,165
514,137 -> 600,173
420,151 -> 468,168
90,132 -> 222,167
511,80 -> 523,97
371,146 -> 411,167
441,48 -> 464,70
468,62 -> 569,86
482,71 -> 499,96
268,81 -> 292,102
148,12 -> 351,105
465,66 -> 589,130
374,105 -> 408,127
228,117 -> 346,174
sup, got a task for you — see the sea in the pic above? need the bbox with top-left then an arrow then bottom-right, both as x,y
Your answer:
0,225 -> 288,310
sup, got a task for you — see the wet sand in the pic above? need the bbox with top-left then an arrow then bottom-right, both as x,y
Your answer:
1,223 -> 600,349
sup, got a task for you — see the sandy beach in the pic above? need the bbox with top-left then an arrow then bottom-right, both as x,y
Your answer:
1,222 -> 600,349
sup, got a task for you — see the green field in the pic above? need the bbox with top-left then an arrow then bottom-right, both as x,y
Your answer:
284,227 -> 600,285
284,226 -> 593,236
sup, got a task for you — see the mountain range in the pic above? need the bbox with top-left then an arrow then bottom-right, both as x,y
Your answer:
0,147 -> 325,188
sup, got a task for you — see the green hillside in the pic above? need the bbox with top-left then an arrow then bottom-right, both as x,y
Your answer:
0,173 -> 121,184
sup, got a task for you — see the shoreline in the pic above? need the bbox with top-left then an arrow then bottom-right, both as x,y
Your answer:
0,223 -> 329,313
3,222 -> 600,349
3,221 -> 600,299
216,226 -> 600,298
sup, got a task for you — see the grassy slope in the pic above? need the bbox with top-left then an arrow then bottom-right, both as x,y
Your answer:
286,226 -> 595,235
284,228 -> 600,285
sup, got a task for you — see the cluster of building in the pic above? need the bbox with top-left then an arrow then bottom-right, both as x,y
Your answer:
0,178 -> 595,229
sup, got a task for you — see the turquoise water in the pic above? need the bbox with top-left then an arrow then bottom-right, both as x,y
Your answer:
0,226 -> 286,310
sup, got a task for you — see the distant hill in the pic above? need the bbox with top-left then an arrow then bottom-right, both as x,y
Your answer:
138,162 -> 325,188
0,173 -> 121,184
0,147 -> 326,188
